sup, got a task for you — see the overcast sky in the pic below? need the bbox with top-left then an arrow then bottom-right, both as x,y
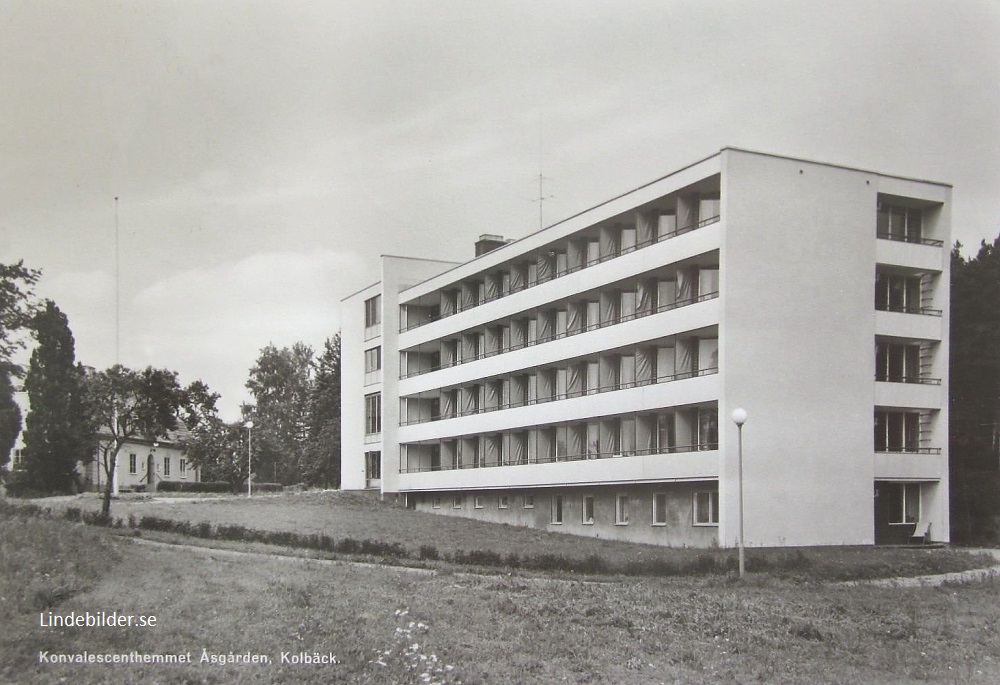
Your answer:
2,0 -> 998,420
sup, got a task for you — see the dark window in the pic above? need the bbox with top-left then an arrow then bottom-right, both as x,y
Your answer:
364,295 -> 381,328
364,393 -> 382,434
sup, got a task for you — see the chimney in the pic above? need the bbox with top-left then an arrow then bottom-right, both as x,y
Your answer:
475,234 -> 506,256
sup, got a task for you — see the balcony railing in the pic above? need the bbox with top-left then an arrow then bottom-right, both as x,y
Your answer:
399,367 -> 718,427
400,290 -> 720,380
399,442 -> 718,474
874,375 -> 942,385
875,304 -> 942,317
876,232 -> 944,248
874,446 -> 942,455
399,214 -> 721,333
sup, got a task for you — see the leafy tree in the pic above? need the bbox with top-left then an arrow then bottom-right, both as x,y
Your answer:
83,365 -> 186,516
245,343 -> 314,484
21,301 -> 93,493
184,417 -> 249,491
0,369 -> 20,482
302,334 -> 341,488
0,260 -> 41,374
950,234 -> 1000,541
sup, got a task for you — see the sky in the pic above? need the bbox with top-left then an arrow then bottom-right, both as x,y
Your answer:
2,0 -> 999,420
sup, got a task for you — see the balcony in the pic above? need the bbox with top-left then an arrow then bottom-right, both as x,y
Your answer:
401,291 -> 719,380
398,214 -> 721,334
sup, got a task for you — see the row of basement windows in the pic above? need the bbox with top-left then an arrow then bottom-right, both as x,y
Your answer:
431,491 -> 719,527
400,406 -> 719,473
401,337 -> 718,425
127,453 -> 187,477
401,267 -> 719,375
401,194 -> 721,332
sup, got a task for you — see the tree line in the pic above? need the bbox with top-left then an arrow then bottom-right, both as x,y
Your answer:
0,259 -> 341,516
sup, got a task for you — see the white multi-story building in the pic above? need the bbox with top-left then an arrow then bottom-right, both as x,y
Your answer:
341,148 -> 950,547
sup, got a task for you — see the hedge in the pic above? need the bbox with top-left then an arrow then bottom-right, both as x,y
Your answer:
156,481 -> 234,493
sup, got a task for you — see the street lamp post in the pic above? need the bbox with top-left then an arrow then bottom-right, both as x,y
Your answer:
244,421 -> 253,498
731,407 -> 748,579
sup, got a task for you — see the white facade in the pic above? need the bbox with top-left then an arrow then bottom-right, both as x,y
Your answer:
341,148 -> 950,547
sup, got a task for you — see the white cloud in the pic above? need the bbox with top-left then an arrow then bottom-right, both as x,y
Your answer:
126,250 -> 367,420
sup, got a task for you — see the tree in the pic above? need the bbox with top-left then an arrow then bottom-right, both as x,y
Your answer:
0,369 -> 20,483
21,301 -> 93,493
184,417 -> 249,491
245,343 -> 314,484
302,333 -> 341,488
0,260 -> 41,374
950,234 -> 1000,541
83,365 -> 186,516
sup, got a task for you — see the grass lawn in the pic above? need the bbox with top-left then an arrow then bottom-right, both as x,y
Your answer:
2,507 -> 1000,685
28,489 -> 997,581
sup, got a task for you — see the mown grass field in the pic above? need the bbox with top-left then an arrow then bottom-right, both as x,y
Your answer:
2,505 -> 1000,685
29,490 -> 996,581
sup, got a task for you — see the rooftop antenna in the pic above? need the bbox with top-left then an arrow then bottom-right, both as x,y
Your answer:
532,114 -> 553,231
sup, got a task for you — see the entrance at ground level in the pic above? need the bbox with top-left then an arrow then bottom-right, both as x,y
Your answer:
874,481 -> 921,545
147,454 -> 154,487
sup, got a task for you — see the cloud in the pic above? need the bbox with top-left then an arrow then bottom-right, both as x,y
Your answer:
126,249 -> 368,420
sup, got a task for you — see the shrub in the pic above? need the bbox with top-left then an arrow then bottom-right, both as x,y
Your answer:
156,481 -> 233,493
419,544 -> 440,561
251,482 -> 283,493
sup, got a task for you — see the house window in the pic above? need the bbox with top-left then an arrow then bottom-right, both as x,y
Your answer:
498,495 -> 509,509
12,449 -> 22,468
364,347 -> 382,373
875,272 -> 923,313
697,408 -> 718,450
693,490 -> 719,525
582,495 -> 595,525
364,393 -> 382,434
524,494 -> 535,509
877,202 -> 922,241
874,411 -> 920,452
129,453 -> 137,474
452,495 -> 462,509
875,341 -> 920,382
474,495 -> 484,509
364,295 -> 381,328
163,456 -> 171,476
615,494 -> 630,525
179,459 -> 187,477
365,451 -> 381,480
887,483 -> 921,524
652,493 -> 668,526
432,496 -> 441,509
550,495 -> 563,524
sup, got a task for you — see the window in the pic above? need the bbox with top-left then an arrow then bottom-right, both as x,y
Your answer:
498,495 -> 509,509
697,408 -> 718,450
364,347 -> 382,373
364,295 -> 381,328
163,456 -> 171,476
693,490 -> 719,525
874,411 -> 920,452
875,341 -> 921,382
180,459 -> 187,477
129,453 -> 137,474
550,495 -> 563,524
365,451 -> 381,480
432,496 -> 441,509
615,494 -> 630,525
877,202 -> 922,242
12,449 -> 22,468
886,483 -> 921,524
582,495 -> 595,525
452,496 -> 463,509
524,494 -> 535,509
652,493 -> 668,526
364,393 -> 382,434
474,495 -> 484,509
875,272 -> 923,313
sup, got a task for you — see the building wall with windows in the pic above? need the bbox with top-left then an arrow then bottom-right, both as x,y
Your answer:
81,431 -> 198,492
341,148 -> 950,548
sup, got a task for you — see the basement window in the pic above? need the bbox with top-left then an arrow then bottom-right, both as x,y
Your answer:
693,491 -> 719,526
652,493 -> 668,526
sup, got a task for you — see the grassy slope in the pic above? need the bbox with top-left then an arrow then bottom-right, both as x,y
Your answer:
2,509 -> 1000,685
34,490 -> 996,580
